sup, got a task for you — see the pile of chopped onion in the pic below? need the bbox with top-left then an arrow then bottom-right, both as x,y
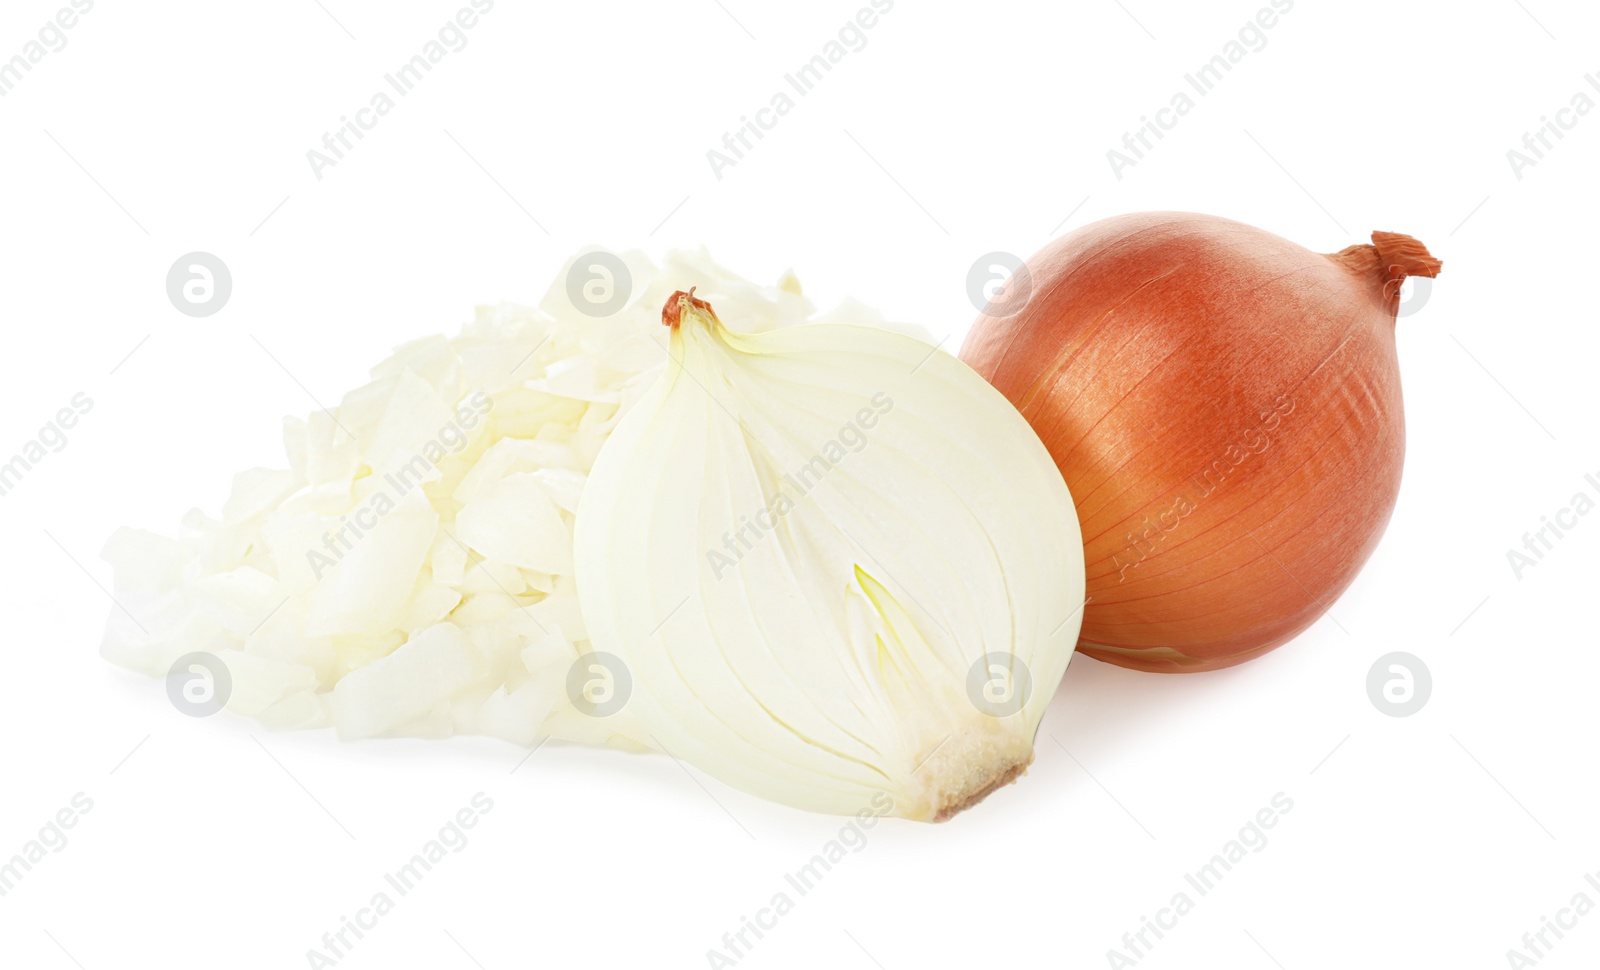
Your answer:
101,250 -> 908,747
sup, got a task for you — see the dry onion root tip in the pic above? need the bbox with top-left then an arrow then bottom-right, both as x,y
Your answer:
932,752 -> 1034,823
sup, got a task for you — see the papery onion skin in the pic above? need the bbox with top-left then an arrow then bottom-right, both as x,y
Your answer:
960,212 -> 1441,673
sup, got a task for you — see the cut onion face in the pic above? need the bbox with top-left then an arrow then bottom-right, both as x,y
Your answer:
574,291 -> 1086,821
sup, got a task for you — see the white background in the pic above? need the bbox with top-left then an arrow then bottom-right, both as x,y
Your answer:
2,1 -> 1596,968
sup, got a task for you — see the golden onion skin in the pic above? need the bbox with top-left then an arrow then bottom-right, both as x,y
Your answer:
960,212 -> 1441,672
